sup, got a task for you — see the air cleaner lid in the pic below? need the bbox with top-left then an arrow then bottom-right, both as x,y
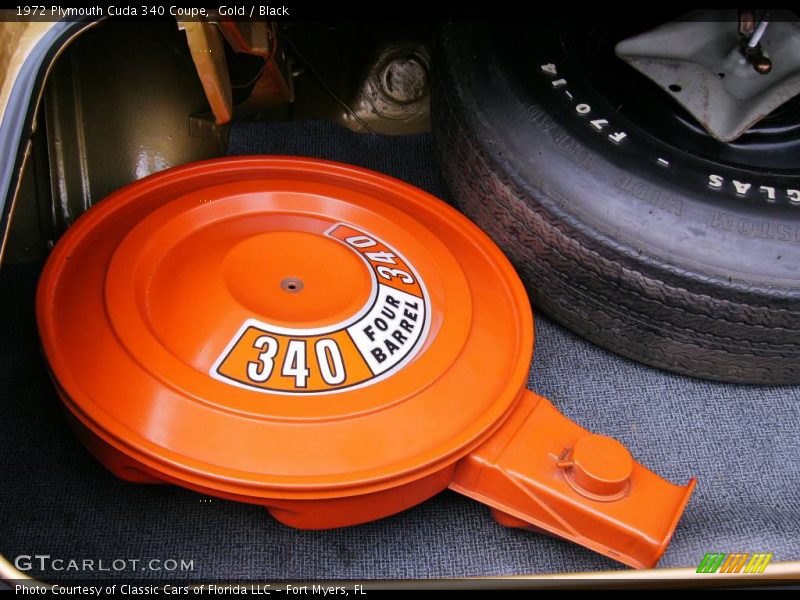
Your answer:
37,157 -> 532,498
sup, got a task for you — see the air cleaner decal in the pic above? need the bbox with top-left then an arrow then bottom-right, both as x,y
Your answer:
210,223 -> 431,394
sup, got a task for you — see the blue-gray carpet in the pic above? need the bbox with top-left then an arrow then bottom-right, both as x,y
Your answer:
1,121 -> 797,581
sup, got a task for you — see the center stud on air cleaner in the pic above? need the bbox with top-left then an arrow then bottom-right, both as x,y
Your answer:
36,157 -> 695,569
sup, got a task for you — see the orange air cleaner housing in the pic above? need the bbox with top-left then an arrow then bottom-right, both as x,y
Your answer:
37,157 -> 695,569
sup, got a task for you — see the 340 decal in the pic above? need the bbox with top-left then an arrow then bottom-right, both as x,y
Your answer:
210,223 -> 431,395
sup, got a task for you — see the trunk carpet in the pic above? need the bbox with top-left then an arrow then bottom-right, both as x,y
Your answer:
1,121 -> 797,581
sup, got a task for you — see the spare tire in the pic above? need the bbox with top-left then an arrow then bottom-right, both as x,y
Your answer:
432,20 -> 800,384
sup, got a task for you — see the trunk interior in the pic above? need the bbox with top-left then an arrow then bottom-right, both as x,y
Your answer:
1,18 -> 798,581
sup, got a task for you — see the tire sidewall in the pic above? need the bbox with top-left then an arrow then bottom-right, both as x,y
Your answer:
441,22 -> 800,297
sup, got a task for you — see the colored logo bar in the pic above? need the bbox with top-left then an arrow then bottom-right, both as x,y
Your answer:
696,552 -> 773,574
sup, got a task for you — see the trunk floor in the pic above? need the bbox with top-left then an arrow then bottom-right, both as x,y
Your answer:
1,121 -> 798,580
